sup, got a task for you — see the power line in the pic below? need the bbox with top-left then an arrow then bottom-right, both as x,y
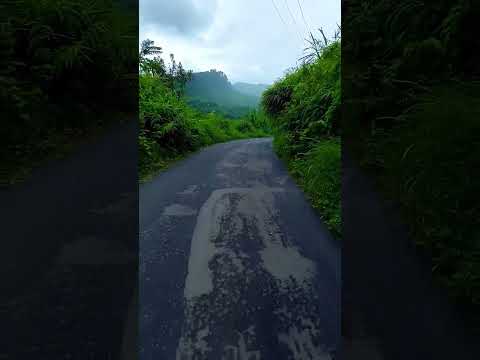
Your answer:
284,0 -> 303,42
271,0 -> 305,56
284,0 -> 298,31
270,0 -> 290,32
296,0 -> 312,34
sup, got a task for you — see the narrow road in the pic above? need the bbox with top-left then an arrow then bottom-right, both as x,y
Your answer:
140,138 -> 340,360
2,121 -> 138,358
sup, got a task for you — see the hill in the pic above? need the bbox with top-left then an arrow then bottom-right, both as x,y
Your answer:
233,82 -> 269,98
185,70 -> 261,118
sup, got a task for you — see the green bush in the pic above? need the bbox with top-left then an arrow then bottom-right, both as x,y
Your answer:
289,140 -> 341,237
367,83 -> 480,306
1,0 -> 137,184
262,84 -> 293,116
343,0 -> 480,320
140,75 -> 196,152
264,40 -> 341,237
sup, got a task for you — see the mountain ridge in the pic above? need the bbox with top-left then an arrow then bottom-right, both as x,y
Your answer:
185,69 -> 269,118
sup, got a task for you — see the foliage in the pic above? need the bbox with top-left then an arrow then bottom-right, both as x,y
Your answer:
365,83 -> 480,308
263,39 -> 341,237
185,70 -> 260,112
300,26 -> 341,64
139,39 -> 192,97
263,41 -> 340,143
139,43 -> 271,181
139,75 -> 196,152
262,85 -> 293,117
343,0 -> 480,322
343,0 -> 479,143
1,0 -> 137,185
186,99 -> 253,119
281,138 -> 341,238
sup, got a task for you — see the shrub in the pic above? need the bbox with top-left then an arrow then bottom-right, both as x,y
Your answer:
290,140 -> 341,237
264,40 -> 341,237
367,82 -> 480,305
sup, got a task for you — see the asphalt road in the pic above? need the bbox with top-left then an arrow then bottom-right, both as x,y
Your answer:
341,149 -> 480,360
140,138 -> 340,360
1,121 -> 138,358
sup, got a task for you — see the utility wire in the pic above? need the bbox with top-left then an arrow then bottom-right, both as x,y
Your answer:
271,0 -> 302,44
271,0 -> 290,33
296,0 -> 312,34
284,0 -> 304,42
271,0 -> 305,59
284,0 -> 297,26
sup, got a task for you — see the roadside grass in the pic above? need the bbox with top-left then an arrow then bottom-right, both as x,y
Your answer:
264,41 -> 341,239
2,0 -> 136,187
275,135 -> 341,238
139,147 -> 186,184
139,113 -> 270,183
363,83 -> 480,320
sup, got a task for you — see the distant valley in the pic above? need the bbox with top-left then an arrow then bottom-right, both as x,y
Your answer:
233,82 -> 269,98
185,70 -> 270,118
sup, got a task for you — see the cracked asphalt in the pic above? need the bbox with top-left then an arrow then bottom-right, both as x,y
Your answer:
140,138 -> 340,360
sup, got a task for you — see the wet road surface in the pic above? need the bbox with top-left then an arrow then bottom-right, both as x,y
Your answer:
140,138 -> 340,360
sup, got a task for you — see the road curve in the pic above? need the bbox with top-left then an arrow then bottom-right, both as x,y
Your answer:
140,138 -> 340,360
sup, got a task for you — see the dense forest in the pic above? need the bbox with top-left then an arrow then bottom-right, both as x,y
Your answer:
185,70 -> 262,118
262,33 -> 341,238
139,40 -> 271,181
343,0 -> 480,326
1,0 -> 137,185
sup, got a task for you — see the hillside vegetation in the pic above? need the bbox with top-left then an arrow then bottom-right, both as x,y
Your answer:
1,0 -> 137,185
139,40 -> 270,182
344,0 -> 480,325
262,39 -> 341,238
185,70 -> 261,118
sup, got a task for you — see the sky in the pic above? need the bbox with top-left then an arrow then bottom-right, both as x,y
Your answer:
140,0 -> 340,85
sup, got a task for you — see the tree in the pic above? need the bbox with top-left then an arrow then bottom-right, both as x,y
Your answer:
139,39 -> 165,76
175,62 -> 193,96
139,39 -> 192,97
140,39 -> 162,58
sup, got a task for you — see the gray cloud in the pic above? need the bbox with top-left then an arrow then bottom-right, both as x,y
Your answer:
140,0 -> 340,84
140,0 -> 218,34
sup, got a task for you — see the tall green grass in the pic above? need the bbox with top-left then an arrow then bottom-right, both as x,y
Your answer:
1,0 -> 137,185
365,82 -> 480,309
276,138 -> 341,238
263,41 -> 341,237
343,0 -> 480,321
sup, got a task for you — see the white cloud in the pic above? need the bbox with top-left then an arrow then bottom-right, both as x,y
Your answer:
140,0 -> 340,84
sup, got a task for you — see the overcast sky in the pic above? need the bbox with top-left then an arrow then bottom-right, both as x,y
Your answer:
140,0 -> 340,85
